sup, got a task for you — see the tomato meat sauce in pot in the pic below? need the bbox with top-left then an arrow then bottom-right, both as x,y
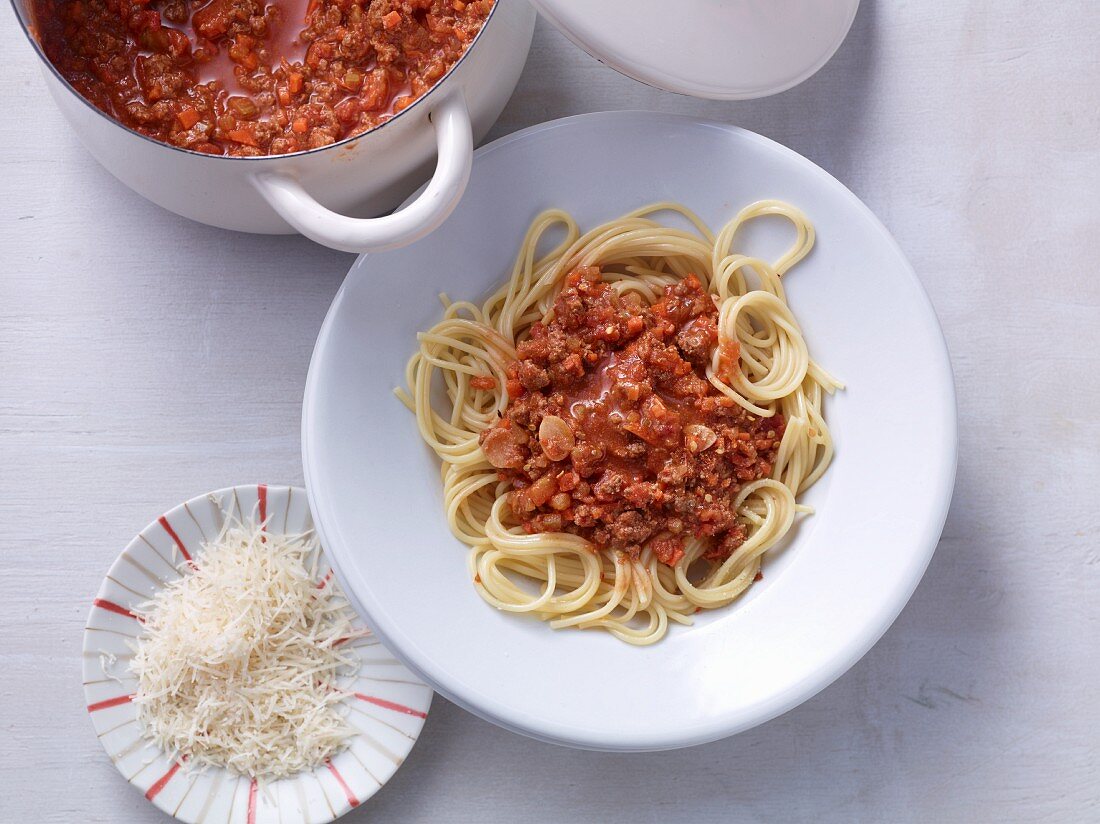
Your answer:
13,0 -> 533,248
31,0 -> 493,156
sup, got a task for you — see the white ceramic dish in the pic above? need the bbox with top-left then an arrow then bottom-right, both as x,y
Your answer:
12,0 -> 534,251
530,0 -> 861,100
82,484 -> 432,822
302,111 -> 957,751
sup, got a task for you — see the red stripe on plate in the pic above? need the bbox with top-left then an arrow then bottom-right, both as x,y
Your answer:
353,693 -> 427,719
145,761 -> 182,801
157,516 -> 192,563
87,694 -> 134,712
94,598 -> 142,622
326,761 -> 359,808
247,778 -> 258,824
257,484 -> 268,529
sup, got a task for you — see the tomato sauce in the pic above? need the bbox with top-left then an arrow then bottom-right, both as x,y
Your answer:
479,267 -> 785,566
31,0 -> 493,156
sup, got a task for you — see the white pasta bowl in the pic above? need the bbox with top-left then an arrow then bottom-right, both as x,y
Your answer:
302,111 -> 957,751
82,484 -> 432,823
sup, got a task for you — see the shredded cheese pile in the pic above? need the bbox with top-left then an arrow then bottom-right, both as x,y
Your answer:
130,517 -> 360,780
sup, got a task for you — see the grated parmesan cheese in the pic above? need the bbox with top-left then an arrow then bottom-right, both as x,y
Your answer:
129,515 -> 361,781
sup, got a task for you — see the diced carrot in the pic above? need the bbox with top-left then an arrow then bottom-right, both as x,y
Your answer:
288,72 -> 303,94
242,52 -> 259,71
292,117 -> 308,134
277,86 -> 291,106
226,128 -> 257,146
176,107 -> 200,129
452,0 -> 465,9
382,10 -> 401,29
391,95 -> 412,112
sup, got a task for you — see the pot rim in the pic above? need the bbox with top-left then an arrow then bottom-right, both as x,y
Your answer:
10,0 -> 500,163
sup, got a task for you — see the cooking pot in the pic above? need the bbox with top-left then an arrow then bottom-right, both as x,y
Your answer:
12,0 -> 535,252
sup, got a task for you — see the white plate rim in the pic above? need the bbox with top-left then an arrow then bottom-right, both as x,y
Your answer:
302,111 -> 958,751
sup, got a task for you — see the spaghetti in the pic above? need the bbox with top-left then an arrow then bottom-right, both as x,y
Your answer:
397,201 -> 841,644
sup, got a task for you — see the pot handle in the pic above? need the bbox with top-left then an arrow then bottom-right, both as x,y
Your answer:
250,91 -> 473,253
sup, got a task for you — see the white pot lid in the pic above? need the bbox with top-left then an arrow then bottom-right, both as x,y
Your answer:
530,0 -> 861,100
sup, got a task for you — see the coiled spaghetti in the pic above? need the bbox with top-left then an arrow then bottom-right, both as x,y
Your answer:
396,201 -> 841,644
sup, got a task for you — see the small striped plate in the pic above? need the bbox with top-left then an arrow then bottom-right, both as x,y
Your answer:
82,484 -> 433,823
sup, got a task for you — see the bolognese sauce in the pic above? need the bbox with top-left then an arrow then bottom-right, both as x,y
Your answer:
479,267 -> 784,567
32,0 -> 493,155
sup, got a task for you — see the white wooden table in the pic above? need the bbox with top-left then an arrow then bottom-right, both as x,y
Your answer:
2,5 -> 1098,821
